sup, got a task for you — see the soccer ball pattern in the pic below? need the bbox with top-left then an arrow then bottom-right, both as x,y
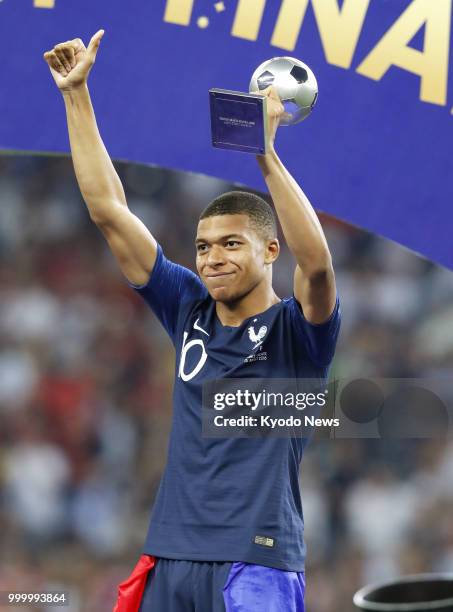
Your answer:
249,57 -> 318,126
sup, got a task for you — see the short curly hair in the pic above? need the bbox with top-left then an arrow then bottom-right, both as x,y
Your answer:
199,191 -> 277,240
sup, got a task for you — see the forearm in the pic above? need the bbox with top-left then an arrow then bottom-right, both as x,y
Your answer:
257,149 -> 331,273
62,84 -> 127,223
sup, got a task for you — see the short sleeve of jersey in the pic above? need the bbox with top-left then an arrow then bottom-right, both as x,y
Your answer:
126,243 -> 208,342
289,294 -> 341,367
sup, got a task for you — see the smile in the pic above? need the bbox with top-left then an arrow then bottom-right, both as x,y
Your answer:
206,272 -> 235,278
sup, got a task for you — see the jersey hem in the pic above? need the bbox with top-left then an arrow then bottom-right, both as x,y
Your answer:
141,546 -> 305,572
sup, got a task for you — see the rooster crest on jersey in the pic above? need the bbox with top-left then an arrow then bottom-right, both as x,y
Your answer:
248,324 -> 268,348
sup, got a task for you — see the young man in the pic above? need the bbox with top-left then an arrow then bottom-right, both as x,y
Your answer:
44,30 -> 340,612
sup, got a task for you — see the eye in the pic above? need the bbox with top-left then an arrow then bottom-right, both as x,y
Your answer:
197,244 -> 208,252
225,240 -> 241,248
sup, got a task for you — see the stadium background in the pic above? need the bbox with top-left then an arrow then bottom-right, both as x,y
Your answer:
0,155 -> 452,611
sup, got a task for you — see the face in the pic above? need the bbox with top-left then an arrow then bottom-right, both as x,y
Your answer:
195,214 -> 279,303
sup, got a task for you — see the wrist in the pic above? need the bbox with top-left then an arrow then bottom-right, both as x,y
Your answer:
256,146 -> 278,163
60,82 -> 89,98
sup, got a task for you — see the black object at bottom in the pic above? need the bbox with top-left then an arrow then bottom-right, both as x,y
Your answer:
354,574 -> 453,611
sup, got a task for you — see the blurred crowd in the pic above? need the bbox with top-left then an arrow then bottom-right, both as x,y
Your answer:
0,155 -> 452,611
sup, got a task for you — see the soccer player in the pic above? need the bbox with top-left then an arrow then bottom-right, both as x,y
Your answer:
44,30 -> 341,612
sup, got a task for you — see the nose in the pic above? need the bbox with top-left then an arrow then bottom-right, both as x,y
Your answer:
206,244 -> 226,267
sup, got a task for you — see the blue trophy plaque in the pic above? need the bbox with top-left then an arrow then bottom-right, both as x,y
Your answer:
209,89 -> 269,155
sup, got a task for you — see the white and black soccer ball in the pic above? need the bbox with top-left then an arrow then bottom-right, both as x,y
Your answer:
249,57 -> 318,126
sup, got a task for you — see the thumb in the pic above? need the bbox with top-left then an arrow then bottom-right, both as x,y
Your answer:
87,29 -> 105,59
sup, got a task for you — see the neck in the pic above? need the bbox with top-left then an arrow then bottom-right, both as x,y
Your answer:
215,282 -> 280,327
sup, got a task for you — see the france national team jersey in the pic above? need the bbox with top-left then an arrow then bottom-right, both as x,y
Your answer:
128,244 -> 341,572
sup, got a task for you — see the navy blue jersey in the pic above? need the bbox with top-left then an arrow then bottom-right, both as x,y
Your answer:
128,244 -> 341,571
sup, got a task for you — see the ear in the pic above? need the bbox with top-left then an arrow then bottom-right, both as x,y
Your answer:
264,238 -> 280,264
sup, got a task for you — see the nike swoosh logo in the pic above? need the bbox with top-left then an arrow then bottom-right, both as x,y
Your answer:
194,318 -> 210,337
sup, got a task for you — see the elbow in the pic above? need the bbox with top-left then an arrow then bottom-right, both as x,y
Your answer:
89,200 -> 126,227
300,251 -> 334,283
308,267 -> 332,287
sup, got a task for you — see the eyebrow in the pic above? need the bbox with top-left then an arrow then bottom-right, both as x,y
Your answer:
195,234 -> 246,244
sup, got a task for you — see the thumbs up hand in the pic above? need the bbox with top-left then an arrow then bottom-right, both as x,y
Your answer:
43,30 -> 105,92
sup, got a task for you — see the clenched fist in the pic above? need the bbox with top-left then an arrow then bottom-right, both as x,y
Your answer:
43,30 -> 104,92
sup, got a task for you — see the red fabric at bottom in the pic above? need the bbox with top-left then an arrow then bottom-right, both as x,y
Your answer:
113,554 -> 156,612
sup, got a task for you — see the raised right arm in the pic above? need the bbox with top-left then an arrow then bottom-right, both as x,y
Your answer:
43,31 -> 157,286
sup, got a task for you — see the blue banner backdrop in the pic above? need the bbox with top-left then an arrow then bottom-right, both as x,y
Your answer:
1,0 -> 452,268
